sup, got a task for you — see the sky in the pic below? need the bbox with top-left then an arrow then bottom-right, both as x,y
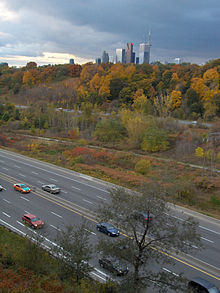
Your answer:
0,0 -> 220,67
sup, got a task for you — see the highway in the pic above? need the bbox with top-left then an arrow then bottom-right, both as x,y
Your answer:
0,148 -> 219,290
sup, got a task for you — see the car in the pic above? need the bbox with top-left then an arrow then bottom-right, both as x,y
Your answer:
96,222 -> 119,237
42,184 -> 60,194
99,256 -> 128,276
0,184 -> 3,191
22,214 -> 44,229
132,211 -> 153,223
188,277 -> 220,293
13,183 -> 31,193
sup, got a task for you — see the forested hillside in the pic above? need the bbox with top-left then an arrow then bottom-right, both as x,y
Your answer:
1,59 -> 220,121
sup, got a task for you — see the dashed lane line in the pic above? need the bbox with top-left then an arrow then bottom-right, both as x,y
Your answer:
20,196 -> 29,202
2,212 -> 11,218
51,211 -> 63,218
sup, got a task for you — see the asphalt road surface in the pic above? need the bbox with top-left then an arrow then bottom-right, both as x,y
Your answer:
0,148 -> 219,290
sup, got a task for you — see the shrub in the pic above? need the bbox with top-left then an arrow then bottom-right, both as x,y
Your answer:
71,156 -> 83,166
78,138 -> 87,146
93,118 -> 125,142
135,159 -> 151,175
141,126 -> 169,152
194,176 -> 215,190
210,196 -> 220,208
68,127 -> 79,139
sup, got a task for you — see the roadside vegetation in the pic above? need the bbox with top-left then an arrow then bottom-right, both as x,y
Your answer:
0,225 -> 115,292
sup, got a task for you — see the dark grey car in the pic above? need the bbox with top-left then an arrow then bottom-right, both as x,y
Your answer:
99,257 -> 128,276
42,184 -> 60,194
188,277 -> 220,293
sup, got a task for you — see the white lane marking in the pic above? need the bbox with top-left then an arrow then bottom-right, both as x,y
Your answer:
199,225 -> 220,236
62,190 -> 67,194
79,174 -> 93,181
51,211 -> 63,218
163,267 -> 179,277
84,228 -> 96,235
49,178 -> 57,182
0,152 -> 109,193
96,196 -> 107,201
2,212 -> 11,218
32,171 -> 39,175
72,186 -> 81,190
20,196 -> 29,202
50,224 -> 61,231
93,267 -> 109,277
2,167 -> 8,171
17,221 -> 24,227
25,210 -> 30,214
3,198 -> 11,204
81,182 -> 108,193
83,199 -> 93,205
38,181 -> 44,184
18,173 -> 26,177
183,241 -> 198,249
163,267 -> 171,273
165,213 -> 184,222
201,237 -> 214,243
14,165 -> 21,168
90,271 -> 106,281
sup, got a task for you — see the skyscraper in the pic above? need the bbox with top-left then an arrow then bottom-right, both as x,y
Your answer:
96,58 -> 101,65
139,31 -> 151,64
69,59 -> 74,64
102,51 -> 109,63
116,48 -> 126,63
126,43 -> 134,64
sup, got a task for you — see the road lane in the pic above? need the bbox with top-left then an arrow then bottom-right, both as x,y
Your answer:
0,148 -> 220,285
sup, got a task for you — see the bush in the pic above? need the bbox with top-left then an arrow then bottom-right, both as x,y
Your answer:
141,126 -> 169,152
135,159 -> 151,175
93,118 -> 125,142
78,138 -> 87,146
210,196 -> 220,208
68,127 -> 79,139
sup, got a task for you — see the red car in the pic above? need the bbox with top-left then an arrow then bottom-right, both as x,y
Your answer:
22,214 -> 44,229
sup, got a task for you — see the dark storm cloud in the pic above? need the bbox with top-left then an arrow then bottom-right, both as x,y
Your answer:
0,0 -> 220,65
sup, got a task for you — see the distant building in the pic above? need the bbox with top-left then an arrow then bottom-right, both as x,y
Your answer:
69,59 -> 74,64
0,62 -> 8,67
126,43 -> 134,63
102,51 -> 109,63
116,48 -> 126,63
139,31 -> 151,64
136,57 -> 139,64
174,57 -> 182,64
109,55 -> 114,63
132,52 -> 135,63
96,58 -> 101,65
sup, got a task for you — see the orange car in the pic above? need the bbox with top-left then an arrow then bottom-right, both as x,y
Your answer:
13,183 -> 31,193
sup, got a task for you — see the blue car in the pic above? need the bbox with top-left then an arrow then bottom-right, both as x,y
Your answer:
96,222 -> 119,237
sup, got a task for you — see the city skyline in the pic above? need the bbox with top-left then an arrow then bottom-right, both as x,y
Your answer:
0,0 -> 220,67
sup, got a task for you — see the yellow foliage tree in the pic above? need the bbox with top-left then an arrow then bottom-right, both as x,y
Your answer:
195,147 -> 204,158
170,90 -> 182,109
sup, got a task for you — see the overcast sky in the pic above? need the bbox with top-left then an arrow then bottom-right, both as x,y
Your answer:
0,0 -> 219,66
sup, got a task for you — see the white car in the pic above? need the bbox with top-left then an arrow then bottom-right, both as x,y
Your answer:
0,184 -> 3,191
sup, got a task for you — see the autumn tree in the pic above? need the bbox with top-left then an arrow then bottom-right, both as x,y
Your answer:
97,184 -> 202,293
119,108 -> 150,147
